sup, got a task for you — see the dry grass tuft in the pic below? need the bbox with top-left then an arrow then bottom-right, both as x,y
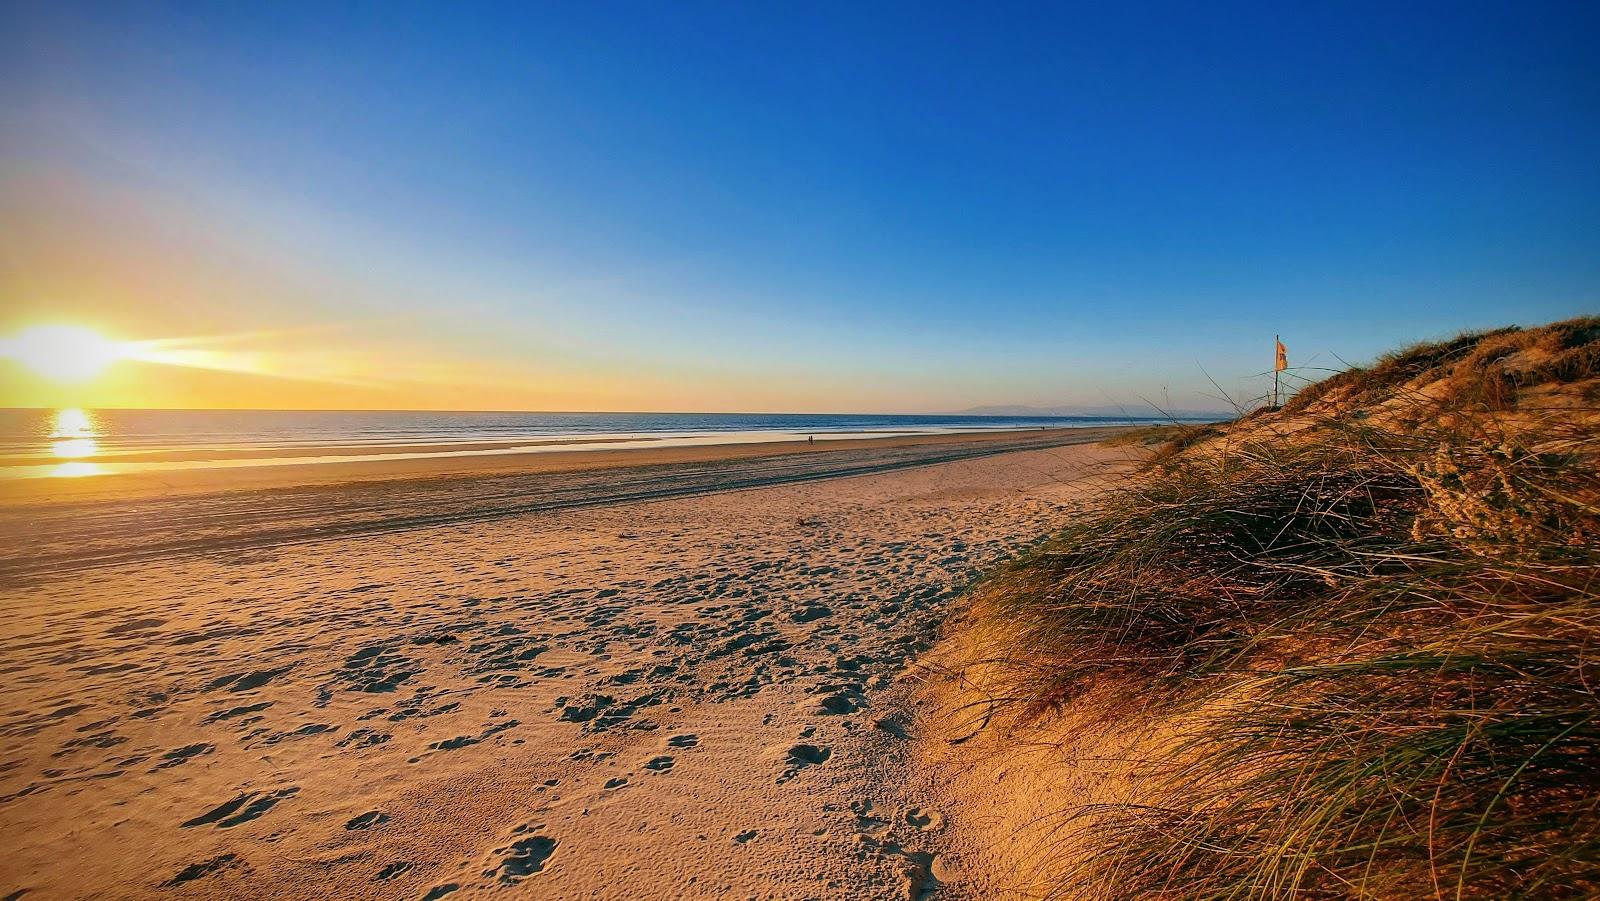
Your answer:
1102,422 -> 1230,460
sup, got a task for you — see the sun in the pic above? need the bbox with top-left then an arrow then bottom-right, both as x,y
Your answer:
0,325 -> 128,382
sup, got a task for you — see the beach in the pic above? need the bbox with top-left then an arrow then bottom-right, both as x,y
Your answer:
0,428 -> 1119,578
5,2 -> 1592,894
0,428 -> 1127,899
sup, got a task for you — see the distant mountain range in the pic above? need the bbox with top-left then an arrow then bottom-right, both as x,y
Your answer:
954,404 -> 1231,420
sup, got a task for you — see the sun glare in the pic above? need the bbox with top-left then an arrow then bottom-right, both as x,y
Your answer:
1,324 -> 340,396
46,406 -> 101,470
52,406 -> 96,437
50,407 -> 100,461
1,325 -> 128,383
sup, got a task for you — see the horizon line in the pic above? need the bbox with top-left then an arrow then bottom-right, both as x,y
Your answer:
0,404 -> 1232,418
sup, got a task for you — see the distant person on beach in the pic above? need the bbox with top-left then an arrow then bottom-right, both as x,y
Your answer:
808,435 -> 815,444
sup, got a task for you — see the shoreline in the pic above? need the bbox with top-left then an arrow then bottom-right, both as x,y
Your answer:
0,427 -> 1130,581
0,426 -> 1058,469
0,426 -> 1123,505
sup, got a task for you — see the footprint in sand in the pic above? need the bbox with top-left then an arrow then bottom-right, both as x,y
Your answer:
643,755 -> 675,772
815,692 -> 862,715
486,825 -> 559,883
203,701 -> 272,725
413,719 -> 521,760
873,716 -> 910,739
733,829 -> 759,843
776,743 -> 832,784
161,853 -> 243,887
894,847 -> 944,900
206,666 -> 293,693
852,799 -> 891,837
374,861 -> 412,881
856,833 -> 949,900
603,776 -> 629,790
345,810 -> 391,830
789,744 -> 830,765
904,807 -> 945,832
337,727 -> 391,749
153,742 -> 214,770
790,603 -> 832,623
665,733 -> 699,748
181,787 -> 298,829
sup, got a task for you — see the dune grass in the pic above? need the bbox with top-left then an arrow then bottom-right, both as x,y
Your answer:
1284,316 -> 1600,415
963,320 -> 1600,898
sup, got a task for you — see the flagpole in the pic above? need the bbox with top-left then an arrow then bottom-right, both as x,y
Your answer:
1273,334 -> 1280,408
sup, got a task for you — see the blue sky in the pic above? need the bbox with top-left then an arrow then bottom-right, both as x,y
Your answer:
1,1 -> 1596,411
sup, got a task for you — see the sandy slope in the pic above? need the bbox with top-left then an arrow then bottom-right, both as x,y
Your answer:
904,645 -> 1171,900
0,438 -> 1124,900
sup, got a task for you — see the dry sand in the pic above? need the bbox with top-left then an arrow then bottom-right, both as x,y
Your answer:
0,431 -> 1127,900
904,641 -> 1175,899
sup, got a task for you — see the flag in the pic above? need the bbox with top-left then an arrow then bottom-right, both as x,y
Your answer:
1275,338 -> 1288,371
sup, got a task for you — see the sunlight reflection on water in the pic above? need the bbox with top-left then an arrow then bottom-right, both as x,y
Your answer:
51,461 -> 103,478
52,437 -> 97,458
48,408 -> 104,476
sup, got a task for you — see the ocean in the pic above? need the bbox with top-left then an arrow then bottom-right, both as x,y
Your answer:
0,408 -> 1199,479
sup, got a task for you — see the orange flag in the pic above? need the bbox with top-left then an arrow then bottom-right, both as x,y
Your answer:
1275,338 -> 1288,371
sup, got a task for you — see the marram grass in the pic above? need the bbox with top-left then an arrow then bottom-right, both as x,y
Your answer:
963,319 -> 1600,899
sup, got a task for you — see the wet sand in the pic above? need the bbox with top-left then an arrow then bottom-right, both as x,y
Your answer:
0,430 -> 1128,899
0,428 -> 1118,580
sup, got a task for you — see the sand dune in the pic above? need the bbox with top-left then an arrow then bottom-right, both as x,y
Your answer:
0,434 -> 1125,899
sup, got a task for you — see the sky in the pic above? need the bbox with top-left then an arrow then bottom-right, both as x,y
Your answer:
1,1 -> 1596,413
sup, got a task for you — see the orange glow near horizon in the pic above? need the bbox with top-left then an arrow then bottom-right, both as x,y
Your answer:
0,324 -> 404,409
0,318 -> 943,415
0,321 -> 655,413
0,325 -> 312,386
